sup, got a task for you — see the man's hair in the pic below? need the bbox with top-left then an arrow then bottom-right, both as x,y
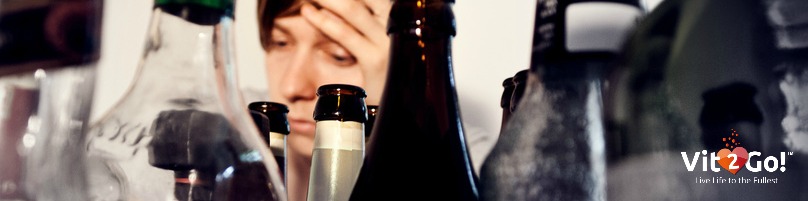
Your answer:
257,0 -> 307,50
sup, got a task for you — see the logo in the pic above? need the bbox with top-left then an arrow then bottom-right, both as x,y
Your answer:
682,129 -> 793,175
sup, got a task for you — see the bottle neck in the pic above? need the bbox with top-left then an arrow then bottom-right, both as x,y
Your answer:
383,0 -> 460,132
529,0 -> 641,71
125,7 -> 235,111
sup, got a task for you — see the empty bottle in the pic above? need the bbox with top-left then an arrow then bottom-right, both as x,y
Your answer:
349,0 -> 480,200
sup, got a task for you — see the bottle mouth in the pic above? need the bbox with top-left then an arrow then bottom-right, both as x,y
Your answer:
157,3 -> 232,25
316,84 -> 367,97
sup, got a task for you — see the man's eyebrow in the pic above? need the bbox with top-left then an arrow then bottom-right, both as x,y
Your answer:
273,23 -> 291,35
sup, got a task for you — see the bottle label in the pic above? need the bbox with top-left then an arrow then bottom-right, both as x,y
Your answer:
565,2 -> 642,52
269,132 -> 286,156
313,121 -> 364,150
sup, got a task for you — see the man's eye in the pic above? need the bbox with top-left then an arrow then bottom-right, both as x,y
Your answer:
271,40 -> 288,47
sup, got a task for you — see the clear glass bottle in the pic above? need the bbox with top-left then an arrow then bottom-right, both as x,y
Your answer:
0,0 -> 102,200
84,0 -> 285,200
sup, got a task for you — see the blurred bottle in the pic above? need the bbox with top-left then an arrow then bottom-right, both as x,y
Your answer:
84,0 -> 286,200
509,69 -> 528,113
480,0 -> 641,200
249,101 -> 291,183
349,0 -> 479,200
308,84 -> 367,201
499,77 -> 514,131
365,105 -> 378,144
0,0 -> 101,200
604,0 -> 808,200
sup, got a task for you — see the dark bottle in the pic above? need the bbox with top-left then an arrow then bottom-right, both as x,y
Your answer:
0,0 -> 102,75
509,69 -> 528,113
480,0 -> 641,200
604,0 -> 807,200
500,77 -> 515,131
349,0 -> 479,200
308,84 -> 367,201
365,105 -> 379,144
249,101 -> 291,182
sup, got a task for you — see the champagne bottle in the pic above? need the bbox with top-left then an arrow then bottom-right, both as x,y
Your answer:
365,105 -> 378,144
249,101 -> 291,183
480,0 -> 641,200
350,0 -> 479,200
605,0 -> 807,200
84,0 -> 285,200
308,84 -> 367,201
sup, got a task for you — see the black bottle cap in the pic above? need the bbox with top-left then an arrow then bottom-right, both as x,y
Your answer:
313,84 -> 368,123
249,102 -> 291,135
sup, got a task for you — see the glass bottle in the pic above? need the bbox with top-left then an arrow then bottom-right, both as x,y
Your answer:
499,77 -> 514,131
249,101 -> 291,183
364,105 -> 378,144
509,69 -> 528,113
0,0 -> 102,200
84,0 -> 285,200
308,84 -> 367,201
349,0 -> 480,200
480,0 -> 641,200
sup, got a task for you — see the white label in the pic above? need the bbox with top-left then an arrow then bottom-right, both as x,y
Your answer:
269,132 -> 286,156
313,121 -> 364,150
565,2 -> 642,52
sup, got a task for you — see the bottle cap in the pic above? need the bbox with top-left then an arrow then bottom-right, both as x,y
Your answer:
249,102 -> 291,135
314,84 -> 368,122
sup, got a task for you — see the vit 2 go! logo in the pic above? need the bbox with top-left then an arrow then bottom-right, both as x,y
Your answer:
681,129 -> 794,175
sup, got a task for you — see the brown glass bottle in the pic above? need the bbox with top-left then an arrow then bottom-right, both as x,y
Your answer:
249,101 -> 291,183
500,77 -> 515,131
309,84 -> 367,201
509,69 -> 528,113
365,105 -> 379,143
349,0 -> 479,200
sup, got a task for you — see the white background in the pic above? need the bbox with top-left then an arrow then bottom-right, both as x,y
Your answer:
92,0 -> 537,170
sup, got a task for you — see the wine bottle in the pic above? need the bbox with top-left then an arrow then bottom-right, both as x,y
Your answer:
249,101 -> 291,183
604,0 -> 807,200
349,0 -> 480,200
308,84 -> 367,201
84,0 -> 286,200
480,0 -> 641,200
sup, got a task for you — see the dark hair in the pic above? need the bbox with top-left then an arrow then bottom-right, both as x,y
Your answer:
257,0 -> 308,50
